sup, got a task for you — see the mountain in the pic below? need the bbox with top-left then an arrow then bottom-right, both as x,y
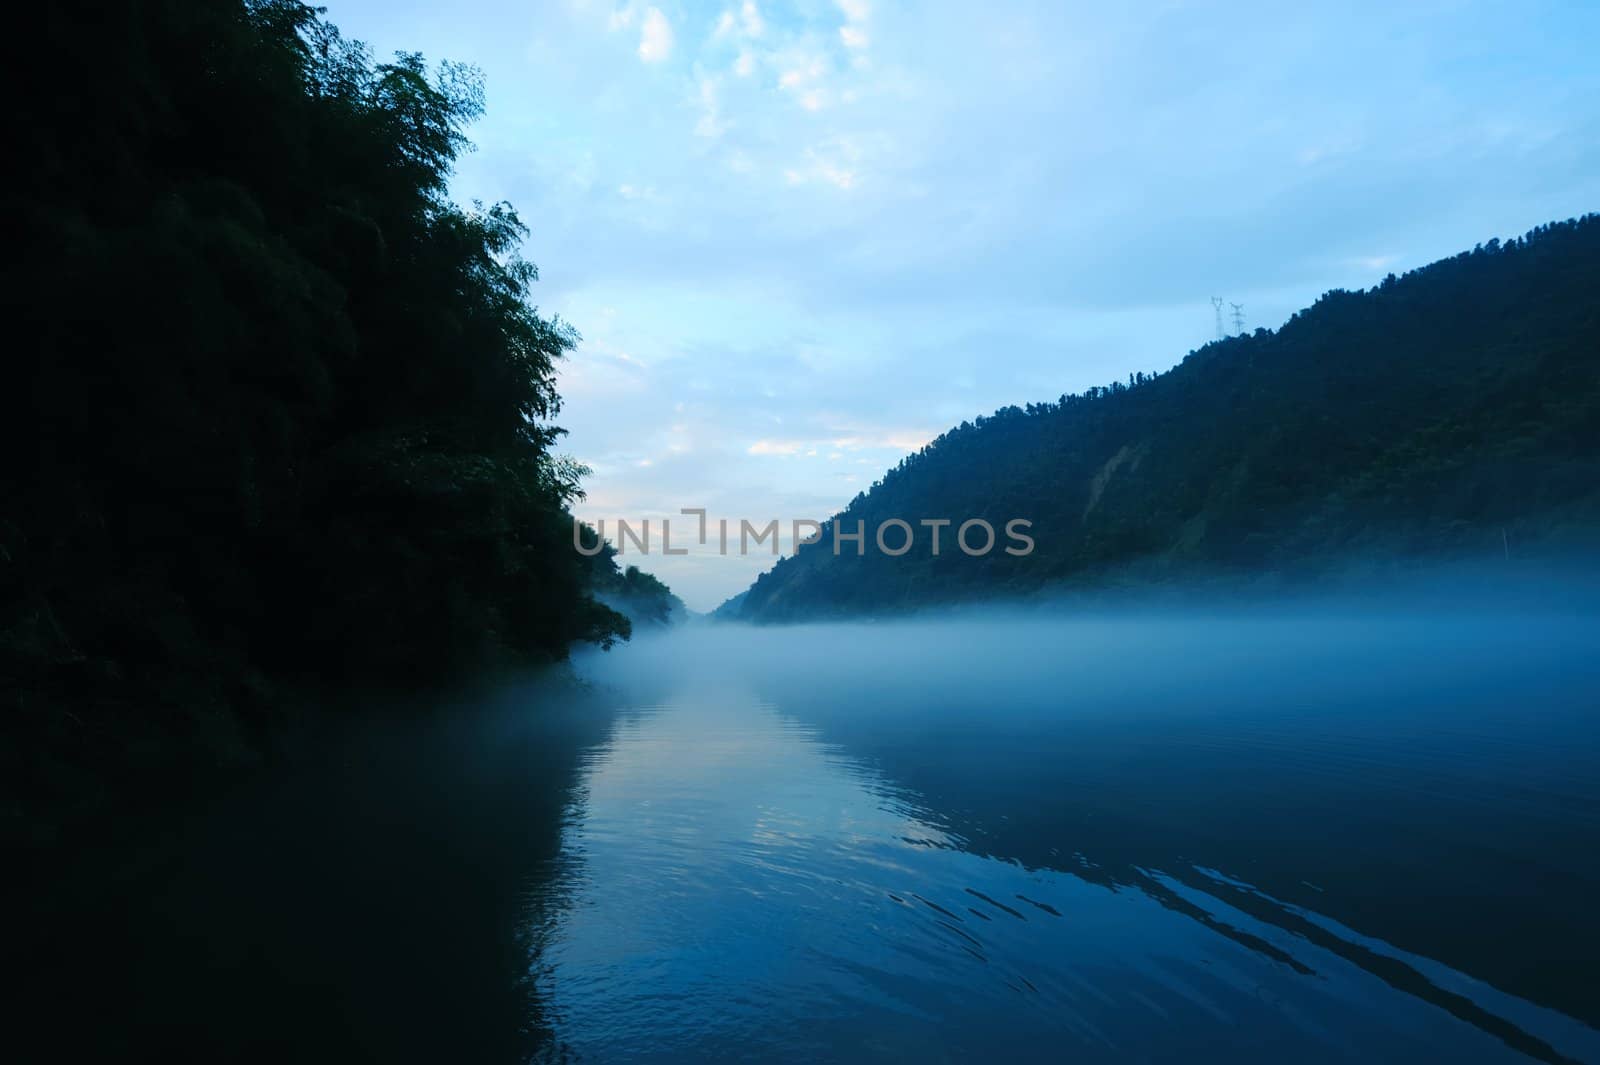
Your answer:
725,216 -> 1600,622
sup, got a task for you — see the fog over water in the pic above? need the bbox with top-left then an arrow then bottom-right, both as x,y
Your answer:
554,588 -> 1600,1063
36,578 -> 1600,1063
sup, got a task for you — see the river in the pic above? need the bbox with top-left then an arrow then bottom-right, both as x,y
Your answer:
33,605 -> 1600,1062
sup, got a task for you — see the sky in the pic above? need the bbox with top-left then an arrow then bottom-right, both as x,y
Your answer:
322,0 -> 1600,610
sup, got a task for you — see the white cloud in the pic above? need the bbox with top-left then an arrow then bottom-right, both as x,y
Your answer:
748,439 -> 807,456
828,429 -> 932,451
785,162 -> 854,188
784,139 -> 863,189
695,75 -> 728,138
638,7 -> 673,62
713,2 -> 764,42
836,0 -> 870,51
740,1 -> 765,38
734,49 -> 755,76
778,55 -> 825,89
776,51 -> 833,110
746,426 -> 931,457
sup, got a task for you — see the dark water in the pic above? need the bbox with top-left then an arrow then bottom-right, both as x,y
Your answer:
30,606 -> 1600,1062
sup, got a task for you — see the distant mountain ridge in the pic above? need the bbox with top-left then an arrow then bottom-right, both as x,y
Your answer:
724,215 -> 1600,621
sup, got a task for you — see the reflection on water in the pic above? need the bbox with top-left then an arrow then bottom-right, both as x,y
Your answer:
27,607 -> 1600,1063
544,613 -> 1600,1064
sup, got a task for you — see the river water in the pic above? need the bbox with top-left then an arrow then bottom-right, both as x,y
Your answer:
34,606 -> 1600,1062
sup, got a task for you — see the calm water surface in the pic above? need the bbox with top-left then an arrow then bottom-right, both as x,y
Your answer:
541,612 -> 1600,1063
34,607 -> 1600,1063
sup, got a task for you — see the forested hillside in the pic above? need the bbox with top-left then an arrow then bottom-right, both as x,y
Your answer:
4,0 -> 673,839
728,216 -> 1600,621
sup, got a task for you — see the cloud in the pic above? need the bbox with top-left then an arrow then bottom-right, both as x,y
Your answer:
777,50 -> 832,111
638,7 -> 673,63
784,161 -> 854,188
836,0 -> 870,50
829,430 -> 932,451
778,54 -> 826,90
739,2 -> 765,39
695,75 -> 727,137
747,439 -> 807,456
836,0 -> 869,50
783,139 -> 863,189
714,2 -> 765,42
746,426 -> 932,458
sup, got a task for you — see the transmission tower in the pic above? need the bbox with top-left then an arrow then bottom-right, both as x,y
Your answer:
1230,302 -> 1245,335
1211,297 -> 1225,341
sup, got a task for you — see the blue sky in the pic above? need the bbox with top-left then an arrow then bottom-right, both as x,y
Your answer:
322,0 -> 1600,610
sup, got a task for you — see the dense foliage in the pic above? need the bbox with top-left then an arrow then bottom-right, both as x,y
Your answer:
600,565 -> 689,627
3,0 -> 672,834
575,529 -> 689,627
729,217 -> 1600,620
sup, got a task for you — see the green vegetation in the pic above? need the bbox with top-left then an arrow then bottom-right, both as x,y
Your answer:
4,0 -> 675,841
728,217 -> 1600,621
579,532 -> 690,627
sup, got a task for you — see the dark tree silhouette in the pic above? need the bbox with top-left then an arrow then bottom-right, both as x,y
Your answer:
3,0 -> 675,840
